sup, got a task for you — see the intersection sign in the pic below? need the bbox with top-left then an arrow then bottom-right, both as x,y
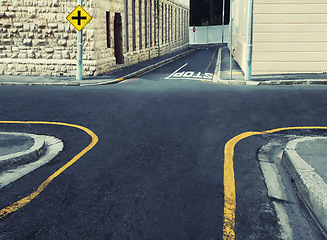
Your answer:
66,5 -> 92,31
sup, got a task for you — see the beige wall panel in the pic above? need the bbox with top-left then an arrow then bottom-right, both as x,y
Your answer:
253,62 -> 327,73
254,14 -> 327,24
253,43 -> 327,52
254,4 -> 327,14
253,52 -> 327,62
234,37 -> 247,71
233,0 -> 327,74
254,24 -> 327,33
253,33 -> 327,42
254,0 -> 327,4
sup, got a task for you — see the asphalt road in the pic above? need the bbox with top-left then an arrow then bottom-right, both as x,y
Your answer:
1,47 -> 327,239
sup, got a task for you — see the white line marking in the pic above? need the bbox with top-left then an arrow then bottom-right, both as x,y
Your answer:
165,63 -> 188,79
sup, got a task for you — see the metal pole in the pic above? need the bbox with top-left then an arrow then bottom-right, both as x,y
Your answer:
194,27 -> 195,44
76,0 -> 83,80
230,19 -> 233,80
221,0 -> 225,48
245,0 -> 253,81
229,0 -> 233,80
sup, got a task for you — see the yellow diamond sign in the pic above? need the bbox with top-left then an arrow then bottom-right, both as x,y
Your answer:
66,5 -> 92,31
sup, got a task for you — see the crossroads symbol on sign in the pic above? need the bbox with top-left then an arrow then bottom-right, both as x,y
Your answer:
66,5 -> 93,31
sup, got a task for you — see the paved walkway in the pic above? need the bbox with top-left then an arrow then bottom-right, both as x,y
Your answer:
0,45 -> 326,86
214,46 -> 327,85
282,137 -> 327,232
0,48 -> 194,86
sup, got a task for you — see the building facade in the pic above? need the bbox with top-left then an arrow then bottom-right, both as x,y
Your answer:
230,0 -> 327,75
0,0 -> 190,76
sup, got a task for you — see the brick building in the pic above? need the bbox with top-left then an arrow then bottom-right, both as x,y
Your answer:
0,0 -> 190,76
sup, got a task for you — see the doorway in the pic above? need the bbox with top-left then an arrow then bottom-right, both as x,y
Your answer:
114,13 -> 124,64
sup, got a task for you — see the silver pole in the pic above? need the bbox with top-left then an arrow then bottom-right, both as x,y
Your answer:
222,0 -> 225,47
76,0 -> 83,80
230,19 -> 233,80
245,0 -> 253,81
229,0 -> 233,80
194,27 -> 195,44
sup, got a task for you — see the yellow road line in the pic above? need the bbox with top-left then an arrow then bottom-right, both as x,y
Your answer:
0,121 -> 98,219
205,47 -> 219,74
223,126 -> 327,239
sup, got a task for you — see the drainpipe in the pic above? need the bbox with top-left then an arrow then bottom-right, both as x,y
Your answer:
244,0 -> 253,81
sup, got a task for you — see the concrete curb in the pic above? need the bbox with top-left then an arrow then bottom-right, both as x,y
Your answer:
0,82 -> 80,86
0,49 -> 195,87
213,47 -> 327,86
0,135 -> 63,189
81,48 -> 196,86
282,137 -> 327,233
0,132 -> 46,170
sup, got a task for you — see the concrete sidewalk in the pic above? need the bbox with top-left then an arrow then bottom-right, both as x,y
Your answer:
0,132 -> 63,189
1,45 -> 326,86
214,46 -> 327,86
0,132 -> 46,171
0,48 -> 195,87
282,137 -> 327,233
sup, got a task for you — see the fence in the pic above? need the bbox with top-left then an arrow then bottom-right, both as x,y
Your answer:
189,25 -> 229,45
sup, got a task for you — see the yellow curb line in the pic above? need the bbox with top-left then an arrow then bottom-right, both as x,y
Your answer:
0,121 -> 98,219
223,126 -> 327,239
115,77 -> 125,83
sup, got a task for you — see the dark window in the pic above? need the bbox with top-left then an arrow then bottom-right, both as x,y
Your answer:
106,11 -> 110,48
145,0 -> 147,48
139,0 -> 142,49
150,0 -> 152,47
132,0 -> 136,50
125,0 -> 129,52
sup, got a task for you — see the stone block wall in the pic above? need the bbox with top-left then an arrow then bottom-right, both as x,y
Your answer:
0,0 -> 190,76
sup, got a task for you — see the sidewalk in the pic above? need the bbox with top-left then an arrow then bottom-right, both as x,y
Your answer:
282,137 -> 327,233
0,132 -> 46,171
0,46 -> 326,86
0,48 -> 194,87
214,46 -> 327,85
0,132 -> 63,189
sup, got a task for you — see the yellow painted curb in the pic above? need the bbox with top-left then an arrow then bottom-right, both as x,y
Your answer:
223,126 -> 327,239
0,121 -> 98,219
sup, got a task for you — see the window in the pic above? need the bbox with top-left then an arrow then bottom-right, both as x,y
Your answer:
106,11 -> 110,48
145,0 -> 147,48
132,0 -> 136,50
139,0 -> 142,49
125,0 -> 129,52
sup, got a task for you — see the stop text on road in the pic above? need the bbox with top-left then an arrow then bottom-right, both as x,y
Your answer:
165,63 -> 213,81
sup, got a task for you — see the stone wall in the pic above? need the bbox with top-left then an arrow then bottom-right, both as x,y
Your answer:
0,0 -> 190,76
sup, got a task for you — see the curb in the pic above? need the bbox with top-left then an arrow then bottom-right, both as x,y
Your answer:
0,134 -> 63,189
0,49 -> 195,87
0,132 -> 46,170
0,82 -> 80,86
213,47 -> 327,86
282,137 -> 327,233
81,48 -> 196,86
